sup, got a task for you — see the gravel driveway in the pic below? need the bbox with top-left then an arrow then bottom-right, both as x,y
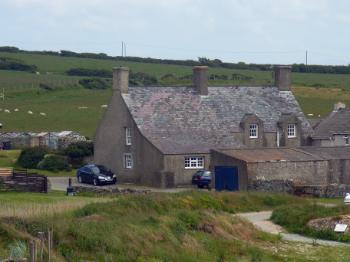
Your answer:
236,211 -> 350,246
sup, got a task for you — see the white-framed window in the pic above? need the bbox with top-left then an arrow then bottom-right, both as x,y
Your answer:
344,136 -> 350,146
287,124 -> 296,138
125,127 -> 132,145
184,156 -> 204,169
249,124 -> 258,138
124,153 -> 133,169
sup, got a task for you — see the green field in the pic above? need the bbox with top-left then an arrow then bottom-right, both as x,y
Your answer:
0,51 -> 350,137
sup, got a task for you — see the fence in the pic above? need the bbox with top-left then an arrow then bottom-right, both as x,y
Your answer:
0,169 -> 48,193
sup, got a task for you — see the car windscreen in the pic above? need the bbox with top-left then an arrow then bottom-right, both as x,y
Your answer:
97,165 -> 108,173
91,167 -> 101,175
203,171 -> 211,176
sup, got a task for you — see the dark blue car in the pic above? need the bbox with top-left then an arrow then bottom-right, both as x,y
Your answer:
191,170 -> 212,189
77,164 -> 117,186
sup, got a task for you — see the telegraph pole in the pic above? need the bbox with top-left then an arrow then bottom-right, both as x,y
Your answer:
305,50 -> 308,66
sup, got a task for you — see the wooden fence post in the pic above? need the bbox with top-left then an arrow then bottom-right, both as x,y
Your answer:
29,240 -> 36,262
48,229 -> 52,262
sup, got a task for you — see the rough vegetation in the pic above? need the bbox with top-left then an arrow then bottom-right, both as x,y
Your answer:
1,191 -> 350,261
271,202 -> 350,242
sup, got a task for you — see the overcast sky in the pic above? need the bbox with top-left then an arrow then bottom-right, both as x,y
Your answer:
1,0 -> 350,65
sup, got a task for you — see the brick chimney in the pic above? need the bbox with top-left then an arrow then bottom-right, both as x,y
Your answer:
274,65 -> 292,91
113,67 -> 129,94
193,66 -> 208,95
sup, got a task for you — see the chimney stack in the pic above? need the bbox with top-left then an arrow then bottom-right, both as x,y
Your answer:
113,67 -> 129,94
274,65 -> 292,91
334,102 -> 346,111
193,66 -> 208,95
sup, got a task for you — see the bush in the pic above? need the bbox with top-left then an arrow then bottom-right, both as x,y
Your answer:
37,154 -> 71,172
78,78 -> 109,89
17,147 -> 50,169
0,57 -> 37,72
64,141 -> 93,159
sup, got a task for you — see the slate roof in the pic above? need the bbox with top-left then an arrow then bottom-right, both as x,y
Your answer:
301,146 -> 350,160
313,108 -> 350,139
123,86 -> 313,154
213,148 -> 323,163
214,146 -> 350,162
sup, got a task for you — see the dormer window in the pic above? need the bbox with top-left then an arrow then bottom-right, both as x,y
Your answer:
287,124 -> 296,138
345,136 -> 350,146
249,124 -> 258,138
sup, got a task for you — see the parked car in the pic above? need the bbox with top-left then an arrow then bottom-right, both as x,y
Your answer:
191,170 -> 212,188
77,164 -> 117,186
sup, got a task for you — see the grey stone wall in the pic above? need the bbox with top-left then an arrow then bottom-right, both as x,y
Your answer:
163,153 -> 210,186
314,136 -> 350,147
247,160 -> 330,185
94,91 -> 164,186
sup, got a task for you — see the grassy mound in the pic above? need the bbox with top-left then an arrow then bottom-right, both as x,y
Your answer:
271,202 -> 350,242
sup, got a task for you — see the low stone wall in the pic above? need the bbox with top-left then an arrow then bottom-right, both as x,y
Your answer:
248,179 -> 294,194
72,186 -> 151,196
249,179 -> 350,198
294,184 -> 350,198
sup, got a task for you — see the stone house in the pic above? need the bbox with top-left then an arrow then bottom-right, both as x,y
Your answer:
312,103 -> 350,147
94,65 -> 314,187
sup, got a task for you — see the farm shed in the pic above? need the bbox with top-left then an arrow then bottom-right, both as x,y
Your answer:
0,131 -> 86,150
210,147 -> 350,191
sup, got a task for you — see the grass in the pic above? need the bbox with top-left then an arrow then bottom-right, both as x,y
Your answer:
1,191 -> 350,261
2,191 -> 350,261
271,202 -> 350,242
0,191 -> 108,219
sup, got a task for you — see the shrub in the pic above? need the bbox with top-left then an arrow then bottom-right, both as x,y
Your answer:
78,78 -> 109,89
17,147 -> 50,169
64,141 -> 93,159
37,154 -> 71,172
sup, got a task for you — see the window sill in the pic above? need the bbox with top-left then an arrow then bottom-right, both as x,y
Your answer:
287,136 -> 297,139
185,167 -> 204,170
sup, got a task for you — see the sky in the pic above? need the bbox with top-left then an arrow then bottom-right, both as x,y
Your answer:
1,0 -> 350,65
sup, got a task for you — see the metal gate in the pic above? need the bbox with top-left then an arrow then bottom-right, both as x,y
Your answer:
214,166 -> 239,191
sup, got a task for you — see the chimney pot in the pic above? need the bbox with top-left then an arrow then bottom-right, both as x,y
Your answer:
113,67 -> 129,94
193,66 -> 208,95
274,65 -> 292,91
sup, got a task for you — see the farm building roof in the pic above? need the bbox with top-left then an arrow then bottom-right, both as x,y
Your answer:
213,148 -> 324,163
313,108 -> 350,139
214,146 -> 350,163
123,86 -> 313,154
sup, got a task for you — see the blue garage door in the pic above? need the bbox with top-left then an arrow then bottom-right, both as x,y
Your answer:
215,166 -> 239,191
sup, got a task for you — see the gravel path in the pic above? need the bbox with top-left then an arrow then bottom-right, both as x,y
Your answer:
236,211 -> 350,246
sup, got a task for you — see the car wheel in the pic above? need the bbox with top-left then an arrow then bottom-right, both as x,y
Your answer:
93,178 -> 99,186
77,176 -> 82,183
112,178 -> 117,185
198,184 -> 203,189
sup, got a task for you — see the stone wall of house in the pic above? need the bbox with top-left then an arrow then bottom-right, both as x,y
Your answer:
164,153 -> 210,186
94,91 -> 164,186
247,160 -> 330,185
314,135 -> 349,147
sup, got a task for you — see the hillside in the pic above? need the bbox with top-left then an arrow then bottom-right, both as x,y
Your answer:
1,51 -> 350,136
1,191 -> 350,261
